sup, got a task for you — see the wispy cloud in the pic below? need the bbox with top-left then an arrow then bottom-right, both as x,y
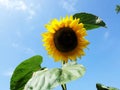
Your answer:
27,9 -> 36,20
0,0 -> 27,11
16,31 -> 22,38
60,0 -> 78,13
12,42 -> 36,55
104,31 -> 109,40
2,70 -> 13,77
24,47 -> 36,55
0,0 -> 36,19
12,43 -> 19,48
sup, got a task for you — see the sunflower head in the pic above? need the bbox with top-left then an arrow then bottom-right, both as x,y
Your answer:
42,16 -> 89,63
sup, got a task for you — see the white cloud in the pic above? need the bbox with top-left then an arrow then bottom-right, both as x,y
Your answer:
0,0 -> 27,11
14,1 -> 27,11
60,0 -> 77,13
0,0 -> 36,19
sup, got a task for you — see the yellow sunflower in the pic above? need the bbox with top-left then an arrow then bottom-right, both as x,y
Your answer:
42,16 -> 89,63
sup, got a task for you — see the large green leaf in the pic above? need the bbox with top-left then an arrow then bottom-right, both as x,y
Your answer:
24,62 -> 86,90
10,55 -> 43,90
96,83 -> 120,90
73,12 -> 106,30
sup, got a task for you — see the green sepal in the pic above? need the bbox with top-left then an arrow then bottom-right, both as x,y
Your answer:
10,55 -> 43,90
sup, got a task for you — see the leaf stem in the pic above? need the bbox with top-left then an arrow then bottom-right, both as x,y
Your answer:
61,61 -> 67,90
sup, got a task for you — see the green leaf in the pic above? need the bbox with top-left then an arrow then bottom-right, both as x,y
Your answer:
24,62 -> 86,90
73,12 -> 106,30
96,83 -> 120,90
10,55 -> 43,90
115,5 -> 120,14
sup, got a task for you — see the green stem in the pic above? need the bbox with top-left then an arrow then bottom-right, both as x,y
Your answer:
62,61 -> 66,66
61,61 -> 67,90
61,84 -> 67,90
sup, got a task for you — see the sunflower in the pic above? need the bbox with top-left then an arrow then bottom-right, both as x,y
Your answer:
42,16 -> 89,63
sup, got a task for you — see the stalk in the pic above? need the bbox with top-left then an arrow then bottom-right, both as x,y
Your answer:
61,61 -> 67,90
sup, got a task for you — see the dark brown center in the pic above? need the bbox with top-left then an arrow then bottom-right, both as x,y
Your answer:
54,27 -> 78,52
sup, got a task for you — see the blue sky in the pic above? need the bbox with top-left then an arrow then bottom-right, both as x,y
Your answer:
0,0 -> 120,90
